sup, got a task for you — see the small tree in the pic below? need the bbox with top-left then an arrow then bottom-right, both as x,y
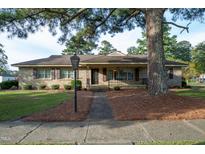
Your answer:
172,40 -> 192,62
98,40 -> 117,55
183,62 -> 199,81
192,41 -> 205,74
127,46 -> 138,55
62,32 -> 97,55
0,44 -> 8,73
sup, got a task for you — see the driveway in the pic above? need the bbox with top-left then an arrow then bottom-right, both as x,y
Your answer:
1,119 -> 205,144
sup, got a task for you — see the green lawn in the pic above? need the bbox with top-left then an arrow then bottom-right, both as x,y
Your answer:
175,88 -> 205,99
0,90 -> 72,121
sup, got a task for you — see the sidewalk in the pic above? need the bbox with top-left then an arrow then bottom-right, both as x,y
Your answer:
1,119 -> 205,144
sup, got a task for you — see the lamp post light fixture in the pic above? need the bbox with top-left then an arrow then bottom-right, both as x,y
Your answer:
70,53 -> 80,113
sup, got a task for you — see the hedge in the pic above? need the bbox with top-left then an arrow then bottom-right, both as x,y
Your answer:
39,84 -> 47,90
71,80 -> 82,90
51,84 -> 60,90
0,80 -> 18,90
23,84 -> 32,90
64,84 -> 72,90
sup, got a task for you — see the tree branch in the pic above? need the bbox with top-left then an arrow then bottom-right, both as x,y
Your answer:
124,9 -> 141,24
95,9 -> 117,29
115,9 -> 142,27
4,9 -> 47,27
163,21 -> 190,33
61,8 -> 89,26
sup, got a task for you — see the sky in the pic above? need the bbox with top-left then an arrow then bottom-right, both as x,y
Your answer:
1,10 -> 205,70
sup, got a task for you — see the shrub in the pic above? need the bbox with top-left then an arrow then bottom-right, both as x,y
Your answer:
23,84 -> 32,90
64,84 -> 71,90
39,84 -> 47,90
10,86 -> 18,90
114,86 -> 120,90
71,80 -> 82,90
186,85 -> 192,88
51,84 -> 60,90
0,80 -> 18,90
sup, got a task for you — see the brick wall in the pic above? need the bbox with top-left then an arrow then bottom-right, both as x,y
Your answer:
18,67 -> 81,89
18,66 -> 182,89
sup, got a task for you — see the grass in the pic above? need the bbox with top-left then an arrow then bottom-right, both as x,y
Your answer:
188,81 -> 205,87
0,90 -> 72,121
137,140 -> 205,145
175,88 -> 205,99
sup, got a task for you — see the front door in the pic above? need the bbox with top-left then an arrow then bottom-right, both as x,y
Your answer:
91,69 -> 99,84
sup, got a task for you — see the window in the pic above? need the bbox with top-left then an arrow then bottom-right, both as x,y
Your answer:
37,69 -> 51,79
116,71 -> 127,80
107,70 -> 113,80
107,69 -> 134,81
127,72 -> 134,80
168,68 -> 174,79
60,69 -> 74,79
45,69 -> 51,78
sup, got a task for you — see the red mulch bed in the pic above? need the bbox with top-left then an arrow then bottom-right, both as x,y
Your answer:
24,91 -> 93,122
106,89 -> 205,120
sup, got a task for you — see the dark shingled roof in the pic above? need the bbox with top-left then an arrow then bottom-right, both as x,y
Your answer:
12,55 -> 187,66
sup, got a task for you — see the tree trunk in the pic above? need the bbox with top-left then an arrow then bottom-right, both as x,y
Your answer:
145,9 -> 168,95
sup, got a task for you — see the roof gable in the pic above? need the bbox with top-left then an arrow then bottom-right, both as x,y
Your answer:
107,51 -> 126,56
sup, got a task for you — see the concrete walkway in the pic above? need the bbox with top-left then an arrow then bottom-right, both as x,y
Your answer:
88,92 -> 113,120
1,119 -> 205,144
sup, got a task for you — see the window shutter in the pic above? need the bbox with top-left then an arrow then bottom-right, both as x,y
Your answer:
51,69 -> 55,80
33,68 -> 37,79
103,68 -> 107,81
56,69 -> 60,79
135,68 -> 139,81
169,68 -> 174,79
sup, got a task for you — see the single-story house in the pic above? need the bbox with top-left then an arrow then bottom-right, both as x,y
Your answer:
12,51 -> 187,89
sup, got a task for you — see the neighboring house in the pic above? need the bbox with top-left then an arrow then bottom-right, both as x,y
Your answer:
199,74 -> 205,83
12,51 -> 187,89
0,74 -> 16,83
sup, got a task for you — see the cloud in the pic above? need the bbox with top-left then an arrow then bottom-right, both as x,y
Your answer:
98,28 -> 142,54
177,31 -> 205,46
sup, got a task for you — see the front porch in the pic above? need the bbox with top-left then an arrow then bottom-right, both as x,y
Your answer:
84,64 -> 148,89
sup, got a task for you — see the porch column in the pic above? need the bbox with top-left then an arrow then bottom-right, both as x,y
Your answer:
86,66 -> 91,88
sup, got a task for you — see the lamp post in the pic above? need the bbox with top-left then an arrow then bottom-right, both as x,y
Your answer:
70,53 -> 80,113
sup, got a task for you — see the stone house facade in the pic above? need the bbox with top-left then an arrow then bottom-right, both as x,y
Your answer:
12,51 -> 186,89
